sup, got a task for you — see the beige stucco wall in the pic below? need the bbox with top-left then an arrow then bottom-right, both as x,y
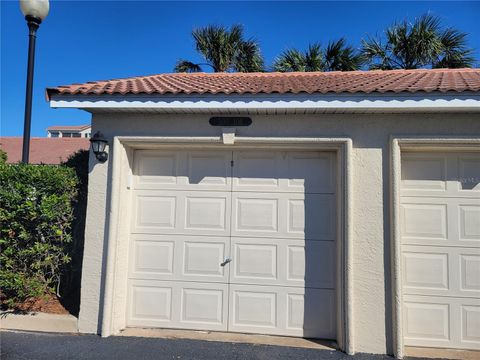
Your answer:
78,112 -> 480,354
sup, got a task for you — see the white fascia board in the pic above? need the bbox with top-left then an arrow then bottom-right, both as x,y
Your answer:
49,92 -> 480,112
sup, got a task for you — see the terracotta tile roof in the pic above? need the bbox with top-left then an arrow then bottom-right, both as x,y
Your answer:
47,124 -> 91,131
0,137 -> 90,165
46,68 -> 480,99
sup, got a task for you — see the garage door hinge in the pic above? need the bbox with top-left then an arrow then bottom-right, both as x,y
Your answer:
231,160 -> 234,167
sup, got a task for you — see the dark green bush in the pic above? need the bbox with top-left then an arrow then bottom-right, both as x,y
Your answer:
61,149 -> 89,314
0,163 -> 78,307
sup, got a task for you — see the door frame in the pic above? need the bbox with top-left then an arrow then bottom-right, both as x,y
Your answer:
99,136 -> 354,354
390,136 -> 480,359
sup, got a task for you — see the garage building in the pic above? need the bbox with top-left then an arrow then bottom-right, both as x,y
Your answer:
46,68 -> 480,358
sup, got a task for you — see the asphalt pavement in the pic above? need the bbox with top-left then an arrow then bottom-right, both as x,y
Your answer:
0,330 -> 437,360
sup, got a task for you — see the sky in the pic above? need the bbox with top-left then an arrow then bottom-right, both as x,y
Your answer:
1,0 -> 479,137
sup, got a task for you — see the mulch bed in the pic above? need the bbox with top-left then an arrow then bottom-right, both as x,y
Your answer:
1,294 -> 69,314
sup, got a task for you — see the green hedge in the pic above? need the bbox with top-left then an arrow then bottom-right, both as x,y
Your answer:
0,163 -> 79,307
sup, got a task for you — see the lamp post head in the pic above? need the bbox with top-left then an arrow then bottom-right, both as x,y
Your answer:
19,0 -> 49,23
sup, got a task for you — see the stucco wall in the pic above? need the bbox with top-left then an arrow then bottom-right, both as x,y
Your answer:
78,112 -> 480,354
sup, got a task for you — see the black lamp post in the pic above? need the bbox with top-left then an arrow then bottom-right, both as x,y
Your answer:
19,0 -> 50,163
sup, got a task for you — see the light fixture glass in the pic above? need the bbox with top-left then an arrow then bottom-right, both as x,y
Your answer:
90,131 -> 108,162
19,0 -> 50,21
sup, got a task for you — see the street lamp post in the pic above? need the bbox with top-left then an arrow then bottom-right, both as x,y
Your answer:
19,0 -> 49,163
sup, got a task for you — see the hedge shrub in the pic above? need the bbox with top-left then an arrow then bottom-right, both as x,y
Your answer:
0,163 -> 79,307
61,149 -> 89,314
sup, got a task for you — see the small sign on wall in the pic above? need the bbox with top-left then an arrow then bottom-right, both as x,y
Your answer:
209,117 -> 252,127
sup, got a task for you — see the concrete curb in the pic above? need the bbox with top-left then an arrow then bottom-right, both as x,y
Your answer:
0,311 -> 78,333
119,328 -> 337,350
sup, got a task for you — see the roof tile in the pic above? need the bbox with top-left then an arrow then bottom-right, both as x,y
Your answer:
0,137 -> 89,164
46,68 -> 480,100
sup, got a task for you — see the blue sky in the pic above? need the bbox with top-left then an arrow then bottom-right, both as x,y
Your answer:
1,1 -> 479,137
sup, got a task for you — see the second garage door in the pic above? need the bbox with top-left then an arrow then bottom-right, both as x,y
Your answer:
401,152 -> 480,350
126,149 -> 337,338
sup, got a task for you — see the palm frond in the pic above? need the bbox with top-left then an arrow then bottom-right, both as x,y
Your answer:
361,36 -> 395,70
324,38 -> 363,71
304,43 -> 324,71
361,13 -> 475,69
234,39 -> 264,72
174,60 -> 202,73
433,28 -> 475,68
273,49 -> 306,72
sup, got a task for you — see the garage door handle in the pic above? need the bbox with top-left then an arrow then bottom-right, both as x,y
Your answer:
220,258 -> 232,267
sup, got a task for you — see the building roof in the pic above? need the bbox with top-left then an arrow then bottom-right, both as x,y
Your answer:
46,68 -> 480,99
0,137 -> 90,165
47,124 -> 91,131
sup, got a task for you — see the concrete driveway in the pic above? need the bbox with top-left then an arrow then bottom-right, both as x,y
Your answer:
0,330 -> 437,360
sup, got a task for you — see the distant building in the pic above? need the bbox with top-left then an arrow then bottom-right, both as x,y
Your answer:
0,137 -> 90,164
47,124 -> 91,138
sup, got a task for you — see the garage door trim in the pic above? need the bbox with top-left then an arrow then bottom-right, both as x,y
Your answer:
99,136 -> 353,353
390,136 -> 480,359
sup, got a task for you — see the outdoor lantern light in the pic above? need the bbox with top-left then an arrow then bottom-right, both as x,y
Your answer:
19,0 -> 50,163
20,0 -> 50,21
90,132 -> 109,162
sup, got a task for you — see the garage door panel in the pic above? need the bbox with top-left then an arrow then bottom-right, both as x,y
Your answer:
458,156 -> 480,192
403,300 -> 451,343
401,154 -> 448,192
289,195 -> 336,240
134,150 -> 180,188
134,195 -> 177,230
401,197 -> 480,248
233,151 -> 336,194
402,251 -> 449,292
461,305 -> 480,347
232,192 -> 335,241
403,295 -> 480,349
286,288 -> 336,338
401,153 -> 480,198
233,152 -> 280,189
459,205 -> 480,241
402,245 -> 480,298
180,288 -> 224,326
287,241 -> 335,288
131,238 -> 175,277
285,152 -> 336,194
401,202 -> 448,240
235,197 -> 278,233
460,254 -> 480,293
183,241 -> 226,278
129,283 -> 173,323
134,150 -> 232,191
127,280 -> 228,331
233,242 -> 277,281
186,151 -> 231,188
130,235 -> 229,283
228,284 -> 335,338
132,190 -> 231,236
230,237 -> 335,288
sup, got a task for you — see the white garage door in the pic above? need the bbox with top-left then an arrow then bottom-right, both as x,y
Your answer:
127,149 -> 337,339
401,152 -> 480,350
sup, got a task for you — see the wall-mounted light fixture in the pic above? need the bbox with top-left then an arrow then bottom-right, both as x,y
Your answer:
90,131 -> 108,162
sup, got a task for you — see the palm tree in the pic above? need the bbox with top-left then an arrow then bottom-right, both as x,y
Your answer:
324,39 -> 364,71
273,43 -> 322,72
273,39 -> 363,72
174,25 -> 264,73
433,28 -> 476,68
362,14 -> 475,69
